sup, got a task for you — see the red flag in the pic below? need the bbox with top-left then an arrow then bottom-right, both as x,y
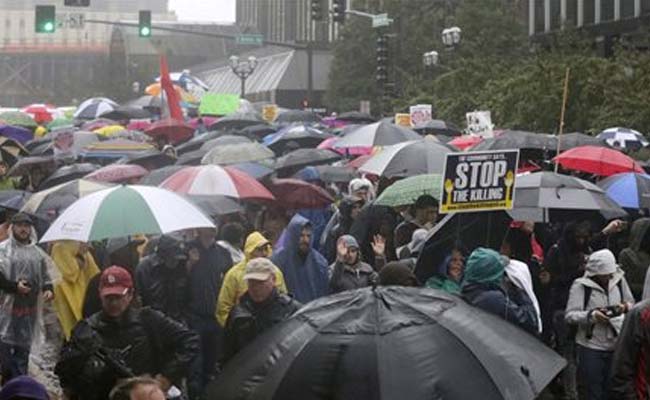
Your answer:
159,55 -> 183,120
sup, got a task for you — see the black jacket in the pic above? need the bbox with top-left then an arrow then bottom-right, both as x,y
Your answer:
187,240 -> 233,318
223,290 -> 300,363
135,254 -> 190,322
56,307 -> 199,400
329,260 -> 379,294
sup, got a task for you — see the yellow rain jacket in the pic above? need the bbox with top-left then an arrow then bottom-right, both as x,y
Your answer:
216,232 -> 287,326
52,241 -> 100,338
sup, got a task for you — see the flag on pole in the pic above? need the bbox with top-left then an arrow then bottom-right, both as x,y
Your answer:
160,55 -> 183,120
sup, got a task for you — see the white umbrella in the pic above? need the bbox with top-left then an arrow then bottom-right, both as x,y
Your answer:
40,185 -> 214,242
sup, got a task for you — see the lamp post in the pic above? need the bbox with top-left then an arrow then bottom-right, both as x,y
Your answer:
422,51 -> 439,68
441,26 -> 461,49
229,55 -> 258,98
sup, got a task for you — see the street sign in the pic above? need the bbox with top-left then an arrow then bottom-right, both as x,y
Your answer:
372,13 -> 393,28
236,34 -> 264,45
56,13 -> 85,29
440,150 -> 519,214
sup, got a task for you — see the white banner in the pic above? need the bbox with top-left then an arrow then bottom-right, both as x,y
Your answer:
466,111 -> 494,138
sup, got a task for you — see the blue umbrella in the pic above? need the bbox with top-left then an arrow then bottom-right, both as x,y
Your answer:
598,172 -> 650,209
0,125 -> 34,144
230,162 -> 274,180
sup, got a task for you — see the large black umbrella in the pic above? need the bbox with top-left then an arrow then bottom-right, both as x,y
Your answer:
333,121 -> 421,149
472,130 -> 556,152
99,106 -> 152,121
508,171 -> 627,222
209,113 -> 266,131
207,287 -> 565,400
275,109 -> 321,125
38,163 -> 100,190
358,137 -> 452,178
139,165 -> 185,186
115,150 -> 174,170
557,132 -> 608,151
275,148 -> 341,176
264,125 -> 331,154
413,119 -> 463,136
337,111 -> 376,124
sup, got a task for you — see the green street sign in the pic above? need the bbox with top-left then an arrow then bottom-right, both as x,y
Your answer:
372,13 -> 393,28
236,34 -> 264,45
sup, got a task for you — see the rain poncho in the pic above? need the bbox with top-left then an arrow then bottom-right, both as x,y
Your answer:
216,232 -> 287,326
425,253 -> 461,295
506,259 -> 542,333
271,215 -> 329,303
619,218 -> 650,301
0,228 -> 54,347
51,241 -> 100,339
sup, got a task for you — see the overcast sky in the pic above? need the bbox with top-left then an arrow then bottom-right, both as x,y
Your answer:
169,0 -> 236,23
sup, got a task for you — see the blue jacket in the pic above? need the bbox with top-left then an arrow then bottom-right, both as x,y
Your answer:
462,282 -> 539,335
271,214 -> 330,303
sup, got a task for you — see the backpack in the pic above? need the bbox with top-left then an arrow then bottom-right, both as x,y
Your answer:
582,279 -> 624,310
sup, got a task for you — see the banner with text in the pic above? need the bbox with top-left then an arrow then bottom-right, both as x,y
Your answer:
440,150 -> 519,213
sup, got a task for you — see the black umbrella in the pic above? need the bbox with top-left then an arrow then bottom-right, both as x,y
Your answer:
557,132 -> 608,151
99,106 -> 152,121
115,150 -> 174,170
175,149 -> 207,166
0,190 -> 31,211
359,137 -> 452,178
139,165 -> 185,186
333,121 -> 421,149
200,135 -> 251,151
275,148 -> 341,177
8,155 -> 59,177
337,111 -> 377,124
209,113 -> 266,131
275,109 -> 321,124
239,124 -> 278,140
265,125 -> 331,154
313,165 -> 358,183
175,130 -> 225,155
25,138 -> 52,152
413,119 -> 463,136
0,137 -> 30,167
38,163 -> 100,190
207,287 -> 565,400
184,195 -> 243,216
471,130 -> 556,152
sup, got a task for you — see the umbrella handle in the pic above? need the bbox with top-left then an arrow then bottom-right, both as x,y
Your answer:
555,184 -> 566,199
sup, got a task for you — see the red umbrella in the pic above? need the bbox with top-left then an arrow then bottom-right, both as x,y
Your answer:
145,118 -> 194,145
450,135 -> 483,150
553,145 -> 644,176
265,179 -> 335,209
126,120 -> 153,131
347,154 -> 373,170
85,164 -> 149,183
21,104 -> 57,124
82,118 -> 115,131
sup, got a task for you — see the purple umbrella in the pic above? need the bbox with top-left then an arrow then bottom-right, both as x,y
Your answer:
0,125 -> 34,144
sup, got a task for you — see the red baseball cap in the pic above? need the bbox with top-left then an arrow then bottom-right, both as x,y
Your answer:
99,266 -> 133,298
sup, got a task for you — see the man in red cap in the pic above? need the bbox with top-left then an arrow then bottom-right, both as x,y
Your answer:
56,266 -> 199,400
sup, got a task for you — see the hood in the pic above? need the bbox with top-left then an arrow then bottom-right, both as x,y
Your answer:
285,214 -> 312,255
462,247 -> 508,287
628,218 -> 650,253
243,231 -> 271,261
585,249 -> 617,277
7,223 -> 38,247
338,196 -> 363,223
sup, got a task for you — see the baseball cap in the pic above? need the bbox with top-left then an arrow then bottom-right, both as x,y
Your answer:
11,212 -> 34,226
243,258 -> 276,282
99,266 -> 133,297
0,376 -> 49,400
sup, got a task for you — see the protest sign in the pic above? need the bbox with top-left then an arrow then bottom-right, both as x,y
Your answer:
410,104 -> 432,126
466,111 -> 494,138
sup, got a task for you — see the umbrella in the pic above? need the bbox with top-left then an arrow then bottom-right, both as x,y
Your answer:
40,185 -> 215,243
115,149 -> 174,170
126,120 -> 153,131
155,71 -> 210,91
8,155 -> 58,177
239,124 -> 277,140
0,111 -> 37,128
79,139 -> 156,163
333,121 -> 421,149
557,132 -> 607,151
597,173 -> 650,209
553,145 -> 644,176
274,109 -> 322,124
140,165 -> 185,186
471,130 -> 556,152
0,137 -> 29,167
47,117 -> 74,131
201,142 -> 275,165
274,148 -> 341,173
0,125 -> 34,144
21,104 -> 59,124
207,287 -> 565,400
0,190 -> 31,211
176,130 -> 226,155
160,165 -> 275,201
229,162 -> 275,180
208,113 -> 266,131
145,83 -> 198,103
347,154 -> 374,170
176,149 -> 208,166
265,178 -> 335,209
318,135 -> 373,156
124,95 -> 163,110
296,165 -> 358,183
188,116 -> 219,129
94,125 -> 127,137
109,130 -> 152,143
449,135 -> 483,150
46,130 -> 101,157
337,111 -> 376,124
597,127 -> 649,150
375,174 -> 442,207
99,106 -> 152,121
185,195 -> 243,216
38,163 -> 100,190
359,137 -> 452,178
144,118 -> 194,145
264,125 -> 331,154
413,119 -> 463,136
21,179 -> 111,218
507,171 -> 627,222
200,135 -> 251,151
74,98 -> 119,120
81,118 -> 115,131
85,164 -> 149,183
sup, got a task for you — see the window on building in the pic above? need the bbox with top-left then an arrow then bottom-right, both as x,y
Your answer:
550,0 -> 562,30
584,0 -> 596,24
643,0 -> 650,14
565,0 -> 578,27
534,0 -> 545,33
601,0 -> 615,20
621,0 -> 635,17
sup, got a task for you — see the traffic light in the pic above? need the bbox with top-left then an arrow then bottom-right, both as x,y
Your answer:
138,10 -> 152,37
310,0 -> 324,21
376,35 -> 389,85
64,0 -> 90,6
35,5 -> 56,33
332,0 -> 347,24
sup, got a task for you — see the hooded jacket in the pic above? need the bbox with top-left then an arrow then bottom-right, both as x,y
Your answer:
216,232 -> 287,326
320,196 -> 361,263
52,241 -> 100,339
620,218 -> 650,301
271,215 -> 329,304
425,253 -> 461,295
565,249 -> 634,351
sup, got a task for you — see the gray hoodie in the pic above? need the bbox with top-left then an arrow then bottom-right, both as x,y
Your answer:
565,249 -> 634,351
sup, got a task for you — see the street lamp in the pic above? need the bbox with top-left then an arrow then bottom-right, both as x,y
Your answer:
229,55 -> 258,98
422,51 -> 439,67
441,26 -> 461,49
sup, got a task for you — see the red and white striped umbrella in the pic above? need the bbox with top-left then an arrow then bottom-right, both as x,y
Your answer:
160,165 -> 275,201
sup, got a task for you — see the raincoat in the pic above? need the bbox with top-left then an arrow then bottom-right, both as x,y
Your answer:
620,218 -> 650,301
425,253 -> 461,295
271,215 -> 329,303
51,241 -> 100,339
0,228 -> 54,347
216,232 -> 287,326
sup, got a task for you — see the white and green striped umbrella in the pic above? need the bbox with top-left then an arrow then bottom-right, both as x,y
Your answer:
40,185 -> 215,243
